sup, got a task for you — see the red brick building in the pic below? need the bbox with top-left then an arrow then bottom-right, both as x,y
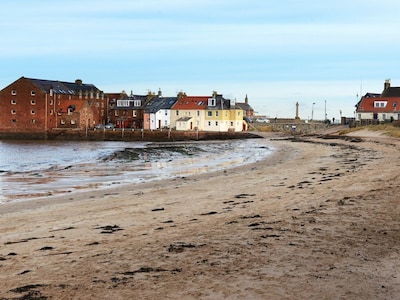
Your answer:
0,77 -> 106,133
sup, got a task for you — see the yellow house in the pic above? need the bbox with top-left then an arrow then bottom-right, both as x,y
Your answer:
205,95 -> 244,132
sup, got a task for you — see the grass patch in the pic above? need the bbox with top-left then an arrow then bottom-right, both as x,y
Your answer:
339,123 -> 400,138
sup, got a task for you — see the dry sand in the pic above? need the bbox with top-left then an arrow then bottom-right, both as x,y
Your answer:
0,131 -> 399,299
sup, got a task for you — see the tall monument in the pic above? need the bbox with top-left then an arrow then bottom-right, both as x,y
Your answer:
295,102 -> 300,121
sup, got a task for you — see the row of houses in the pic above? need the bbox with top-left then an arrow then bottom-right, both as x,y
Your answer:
355,79 -> 400,122
0,77 -> 255,133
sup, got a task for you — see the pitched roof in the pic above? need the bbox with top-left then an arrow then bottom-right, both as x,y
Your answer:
235,102 -> 253,111
113,93 -> 148,110
144,96 -> 177,113
356,96 -> 400,113
172,96 -> 209,110
381,87 -> 400,97
25,77 -> 101,94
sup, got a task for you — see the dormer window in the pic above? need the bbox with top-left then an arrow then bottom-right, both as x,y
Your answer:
208,97 -> 216,106
374,101 -> 387,108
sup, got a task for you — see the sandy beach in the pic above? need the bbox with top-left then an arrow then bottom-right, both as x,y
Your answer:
0,130 -> 399,299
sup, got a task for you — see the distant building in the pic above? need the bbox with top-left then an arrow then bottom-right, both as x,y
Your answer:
355,79 -> 400,122
235,94 -> 254,118
0,77 -> 106,133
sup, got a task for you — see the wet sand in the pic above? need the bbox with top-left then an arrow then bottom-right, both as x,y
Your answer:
0,131 -> 399,299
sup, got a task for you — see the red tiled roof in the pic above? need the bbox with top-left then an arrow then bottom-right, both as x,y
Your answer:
357,97 -> 400,112
172,96 -> 209,110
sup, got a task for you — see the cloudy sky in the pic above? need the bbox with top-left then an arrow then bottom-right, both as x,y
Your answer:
1,0 -> 400,120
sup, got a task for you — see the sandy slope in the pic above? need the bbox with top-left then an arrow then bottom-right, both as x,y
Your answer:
0,132 -> 399,299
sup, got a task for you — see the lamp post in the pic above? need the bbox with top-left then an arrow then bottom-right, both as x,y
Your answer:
311,102 -> 315,122
324,100 -> 327,122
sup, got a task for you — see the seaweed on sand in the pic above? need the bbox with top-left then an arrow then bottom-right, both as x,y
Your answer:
101,144 -> 204,162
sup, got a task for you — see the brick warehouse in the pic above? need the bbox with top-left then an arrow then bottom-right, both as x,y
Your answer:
0,77 -> 107,133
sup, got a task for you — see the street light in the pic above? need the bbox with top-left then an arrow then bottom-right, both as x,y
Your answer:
311,102 -> 315,121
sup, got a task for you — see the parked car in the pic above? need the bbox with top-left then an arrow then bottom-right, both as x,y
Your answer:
105,123 -> 115,129
256,118 -> 270,123
94,124 -> 105,129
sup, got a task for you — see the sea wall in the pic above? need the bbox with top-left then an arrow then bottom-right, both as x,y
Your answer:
0,129 -> 262,141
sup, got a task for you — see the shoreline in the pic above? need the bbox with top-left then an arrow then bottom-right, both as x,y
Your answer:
0,137 -> 273,206
0,132 -> 399,299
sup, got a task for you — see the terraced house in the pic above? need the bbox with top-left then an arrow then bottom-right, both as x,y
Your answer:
171,92 -> 244,131
204,93 -> 244,132
0,77 -> 106,133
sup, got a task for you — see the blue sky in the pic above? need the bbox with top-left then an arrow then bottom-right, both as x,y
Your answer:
1,0 -> 400,120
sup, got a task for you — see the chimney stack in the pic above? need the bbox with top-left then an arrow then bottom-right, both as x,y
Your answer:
75,79 -> 83,86
384,79 -> 391,90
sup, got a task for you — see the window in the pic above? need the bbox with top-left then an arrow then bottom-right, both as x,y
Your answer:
117,100 -> 130,107
31,119 -> 36,124
208,111 -> 212,117
11,99 -> 16,105
374,101 -> 387,108
71,120 -> 76,125
176,110 -> 179,116
115,110 -> 119,116
208,121 -> 211,126
382,114 -> 386,120
12,119 -> 16,123
31,100 -> 36,105
61,119 -> 65,125
216,111 -> 219,117
197,110 -> 200,116
49,99 -> 53,105
31,91 -> 35,96
230,122 -> 234,126
11,90 -> 17,95
50,109 -> 53,115
31,110 -> 35,115
215,121 -> 218,126
134,100 -> 141,107
11,109 -> 16,114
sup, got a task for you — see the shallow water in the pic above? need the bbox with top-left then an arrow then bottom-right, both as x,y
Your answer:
0,139 -> 273,203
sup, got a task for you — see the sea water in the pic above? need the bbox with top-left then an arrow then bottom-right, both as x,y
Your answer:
0,139 -> 273,203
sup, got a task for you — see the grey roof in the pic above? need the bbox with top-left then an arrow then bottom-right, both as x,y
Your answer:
381,87 -> 400,97
207,95 -> 234,110
25,77 -> 101,94
235,102 -> 253,111
113,94 -> 148,110
144,96 -> 178,113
